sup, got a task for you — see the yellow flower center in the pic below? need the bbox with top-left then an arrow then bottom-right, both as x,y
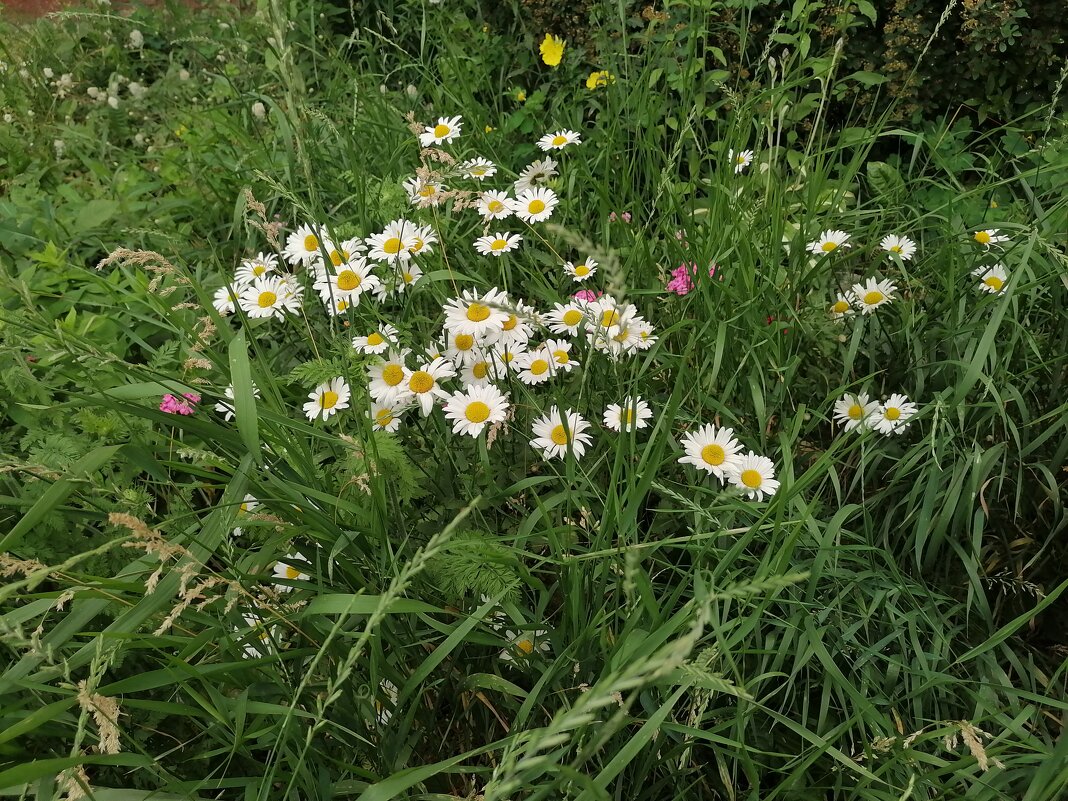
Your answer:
409,370 -> 434,393
984,276 -> 1004,291
562,309 -> 582,327
831,300 -> 850,314
529,359 -> 549,376
472,362 -> 489,379
433,123 -> 450,138
284,565 -> 301,579
847,404 -> 863,420
600,310 -> 620,327
383,237 -> 403,254
701,444 -> 725,466
885,407 -> 901,421
336,270 -> 361,291
528,199 -> 546,215
252,264 -> 266,276
502,350 -> 516,363
303,234 -> 319,252
574,264 -> 590,276
740,469 -> 762,489
375,409 -> 394,426
336,299 -> 349,312
381,364 -> 404,386
465,401 -> 491,423
239,502 -> 249,513
550,425 -> 569,445
467,303 -> 491,322
621,408 -> 634,425
863,291 -> 885,306
736,154 -> 746,164
612,328 -> 630,343
487,200 -> 504,213
551,135 -> 567,146
552,349 -> 568,364
974,231 -> 991,245
418,184 -> 436,198
889,245 -> 902,253
366,332 -> 384,346
403,272 -> 415,283
502,315 -> 518,331
319,390 -> 339,410
330,249 -> 346,266
454,334 -> 475,351
490,238 -> 509,251
257,291 -> 277,308
472,166 -> 487,176
821,241 -> 838,253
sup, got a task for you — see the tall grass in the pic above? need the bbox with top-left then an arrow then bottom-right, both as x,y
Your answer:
1,1 -> 1066,800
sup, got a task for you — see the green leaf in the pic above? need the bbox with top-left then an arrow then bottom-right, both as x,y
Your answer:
74,199 -> 120,233
228,331 -> 260,459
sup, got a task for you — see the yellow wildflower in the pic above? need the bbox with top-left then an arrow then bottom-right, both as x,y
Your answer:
586,70 -> 615,90
539,34 -> 564,67
516,89 -> 527,102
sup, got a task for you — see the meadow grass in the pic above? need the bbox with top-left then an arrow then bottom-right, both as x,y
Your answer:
0,1 -> 1066,800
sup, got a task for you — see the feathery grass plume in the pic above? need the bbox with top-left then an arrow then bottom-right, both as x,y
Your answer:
111,512 -> 190,593
76,681 -> 122,755
57,765 -> 90,801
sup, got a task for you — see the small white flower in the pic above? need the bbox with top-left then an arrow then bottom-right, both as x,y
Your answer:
367,219 -> 418,263
880,234 -> 916,261
283,223 -> 325,266
235,252 -> 279,286
214,383 -> 260,421
418,114 -> 462,147
807,229 -> 851,255
397,357 -> 456,416
727,452 -> 780,501
544,302 -> 586,336
729,148 -> 753,173
477,190 -> 513,221
828,293 -> 855,319
973,263 -> 1008,295
443,383 -> 510,437
678,424 -> 743,481
474,232 -> 522,256
353,323 -> 400,354
367,349 -> 412,403
499,629 -> 551,664
212,285 -> 238,315
272,552 -> 311,592
239,275 -> 302,319
833,392 -> 879,432
873,393 -> 918,435
403,175 -> 446,207
510,187 -> 558,224
603,397 -> 653,432
303,378 -> 351,422
514,157 -> 558,194
530,406 -> 593,460
973,229 -> 1008,248
563,258 -> 598,282
536,129 -> 582,151
368,401 -> 406,432
460,157 -> 496,179
850,278 -> 897,314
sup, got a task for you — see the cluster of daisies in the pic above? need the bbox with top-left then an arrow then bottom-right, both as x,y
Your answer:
833,391 -> 918,436
810,227 -> 1014,319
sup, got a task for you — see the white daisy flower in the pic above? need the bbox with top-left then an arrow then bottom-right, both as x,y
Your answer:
543,338 -> 578,372
544,301 -> 586,336
488,341 -> 527,375
514,156 -> 558,194
973,263 -> 1008,295
729,148 -> 753,173
477,190 -> 513,221
368,401 -> 406,432
214,382 -> 260,421
879,234 -> 916,261
604,396 -> 653,432
829,293 -> 855,319
233,493 -> 258,537
367,348 -> 412,403
239,275 -> 301,319
806,229 -> 851,255
563,258 -> 598,282
460,157 -> 496,179
352,323 -> 400,355
530,406 -> 593,460
235,252 -> 279,285
443,331 -> 484,367
584,298 -> 636,352
399,357 -> 456,416
403,175 -> 446,207
499,629 -> 551,664
850,277 -> 897,314
833,392 -> 879,432
367,219 -> 418,263
474,232 -> 522,256
536,129 -> 582,151
973,228 -> 1008,248
510,187 -> 558,224
283,223 -> 325,266
443,383 -> 510,437
728,452 -> 780,501
314,260 -> 381,307
212,285 -> 238,315
272,552 -> 310,592
461,357 -> 496,386
443,287 -> 510,337
485,300 -> 536,349
514,347 -> 556,385
239,610 -> 274,659
632,320 -> 658,351
678,424 -> 743,481
303,377 -> 351,422
374,679 -> 398,725
407,225 -> 438,257
873,393 -> 918,435
479,593 -> 508,631
321,237 -> 366,270
418,114 -> 462,147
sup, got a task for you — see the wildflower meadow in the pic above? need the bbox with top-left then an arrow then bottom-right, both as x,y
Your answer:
1,1 -> 1066,799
